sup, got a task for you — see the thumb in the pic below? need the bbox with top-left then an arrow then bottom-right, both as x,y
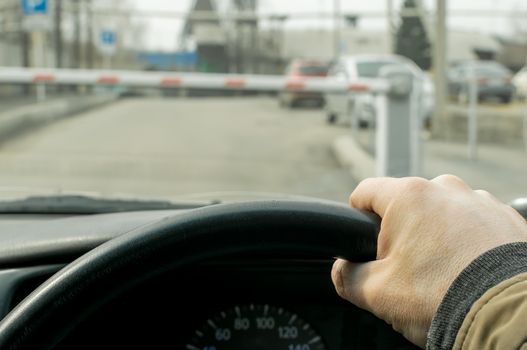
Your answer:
331,258 -> 387,314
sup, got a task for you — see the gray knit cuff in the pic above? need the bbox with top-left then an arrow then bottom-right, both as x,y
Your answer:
426,242 -> 527,350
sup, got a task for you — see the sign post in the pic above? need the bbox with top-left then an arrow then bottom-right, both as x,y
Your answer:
21,0 -> 51,102
100,30 -> 117,69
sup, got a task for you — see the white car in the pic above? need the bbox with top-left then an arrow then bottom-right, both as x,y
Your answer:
325,54 -> 434,127
513,66 -> 527,99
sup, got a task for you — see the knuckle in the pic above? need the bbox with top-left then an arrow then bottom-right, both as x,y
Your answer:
401,177 -> 430,196
433,174 -> 471,191
475,189 -> 492,197
434,174 -> 463,184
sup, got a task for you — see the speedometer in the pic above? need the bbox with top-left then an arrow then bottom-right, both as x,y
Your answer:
186,304 -> 327,350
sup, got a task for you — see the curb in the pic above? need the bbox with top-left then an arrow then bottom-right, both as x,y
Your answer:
0,94 -> 118,145
332,135 -> 375,181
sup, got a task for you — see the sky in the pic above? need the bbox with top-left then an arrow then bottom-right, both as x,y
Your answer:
127,0 -> 527,51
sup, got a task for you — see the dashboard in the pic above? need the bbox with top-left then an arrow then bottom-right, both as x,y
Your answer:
0,210 -> 418,349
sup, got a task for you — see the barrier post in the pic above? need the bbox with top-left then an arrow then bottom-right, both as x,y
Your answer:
375,65 -> 415,177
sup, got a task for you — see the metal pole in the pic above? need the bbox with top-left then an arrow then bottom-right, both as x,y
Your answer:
18,5 -> 31,96
86,0 -> 94,69
432,0 -> 447,136
103,55 -> 111,70
32,31 -> 47,101
467,64 -> 478,160
334,0 -> 341,58
386,0 -> 393,53
54,0 -> 62,69
523,96 -> 527,155
410,76 -> 422,175
73,0 -> 81,69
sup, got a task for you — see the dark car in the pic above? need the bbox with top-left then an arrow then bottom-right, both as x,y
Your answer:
278,59 -> 329,108
448,61 -> 515,103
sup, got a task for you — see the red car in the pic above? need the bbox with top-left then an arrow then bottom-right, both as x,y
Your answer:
278,59 -> 329,108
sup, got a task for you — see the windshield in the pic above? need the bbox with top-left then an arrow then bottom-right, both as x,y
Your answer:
0,0 -> 525,206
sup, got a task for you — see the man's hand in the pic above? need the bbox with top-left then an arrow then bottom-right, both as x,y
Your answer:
331,175 -> 527,348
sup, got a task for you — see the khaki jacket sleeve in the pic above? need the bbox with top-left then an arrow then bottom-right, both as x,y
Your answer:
453,272 -> 527,350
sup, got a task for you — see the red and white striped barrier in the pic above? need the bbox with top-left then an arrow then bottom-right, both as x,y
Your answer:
0,67 -> 389,94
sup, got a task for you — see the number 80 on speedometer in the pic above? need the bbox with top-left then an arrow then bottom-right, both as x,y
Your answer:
186,304 -> 326,350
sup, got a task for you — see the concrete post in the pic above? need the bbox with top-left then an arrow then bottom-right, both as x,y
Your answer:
375,65 -> 415,177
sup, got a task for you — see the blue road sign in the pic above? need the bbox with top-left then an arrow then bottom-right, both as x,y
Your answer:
21,0 -> 48,16
101,31 -> 116,46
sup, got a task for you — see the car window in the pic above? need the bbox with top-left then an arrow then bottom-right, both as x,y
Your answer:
356,61 -> 397,77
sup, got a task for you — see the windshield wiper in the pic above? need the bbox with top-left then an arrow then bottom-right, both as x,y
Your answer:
0,194 -> 218,214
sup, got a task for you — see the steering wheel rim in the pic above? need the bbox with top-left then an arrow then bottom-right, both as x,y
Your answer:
0,200 -> 380,349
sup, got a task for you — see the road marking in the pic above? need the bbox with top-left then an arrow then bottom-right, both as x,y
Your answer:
186,344 -> 200,350
195,330 -> 204,337
303,324 -> 310,330
235,306 -> 241,317
221,312 -> 226,318
278,308 -> 283,315
264,304 -> 269,316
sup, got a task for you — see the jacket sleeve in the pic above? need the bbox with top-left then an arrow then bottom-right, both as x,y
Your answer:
427,242 -> 527,350
453,272 -> 527,350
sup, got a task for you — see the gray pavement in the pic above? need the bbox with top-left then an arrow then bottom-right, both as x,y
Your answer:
424,140 -> 527,203
0,97 -> 356,203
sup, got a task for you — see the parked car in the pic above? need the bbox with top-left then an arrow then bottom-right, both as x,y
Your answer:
513,66 -> 527,100
324,54 -> 434,126
278,59 -> 329,108
448,61 -> 515,103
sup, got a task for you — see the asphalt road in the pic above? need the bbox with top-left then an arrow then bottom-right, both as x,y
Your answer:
0,97 -> 356,203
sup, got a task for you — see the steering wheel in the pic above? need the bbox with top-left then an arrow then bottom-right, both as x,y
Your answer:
0,201 -> 380,349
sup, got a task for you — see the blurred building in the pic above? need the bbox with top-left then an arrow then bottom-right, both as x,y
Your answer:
179,0 -> 229,73
180,0 -> 284,74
